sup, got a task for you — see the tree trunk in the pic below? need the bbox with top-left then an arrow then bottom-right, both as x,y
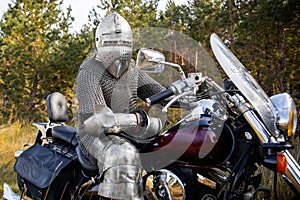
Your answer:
228,0 -> 235,53
278,22 -> 286,93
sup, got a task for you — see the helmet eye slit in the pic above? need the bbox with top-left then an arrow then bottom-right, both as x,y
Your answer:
102,40 -> 132,47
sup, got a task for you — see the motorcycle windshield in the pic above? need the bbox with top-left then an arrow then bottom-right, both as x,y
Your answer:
210,33 -> 278,134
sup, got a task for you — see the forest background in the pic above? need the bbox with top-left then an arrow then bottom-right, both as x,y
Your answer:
0,0 -> 299,198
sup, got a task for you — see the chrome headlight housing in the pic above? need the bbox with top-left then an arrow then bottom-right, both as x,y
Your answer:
270,93 -> 298,137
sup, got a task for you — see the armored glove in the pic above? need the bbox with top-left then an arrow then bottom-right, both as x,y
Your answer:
83,105 -> 162,137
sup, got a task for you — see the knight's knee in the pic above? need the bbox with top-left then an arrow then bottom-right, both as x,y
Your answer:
107,138 -> 138,154
105,139 -> 141,166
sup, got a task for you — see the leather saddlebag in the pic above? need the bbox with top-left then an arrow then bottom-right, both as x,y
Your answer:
14,143 -> 81,200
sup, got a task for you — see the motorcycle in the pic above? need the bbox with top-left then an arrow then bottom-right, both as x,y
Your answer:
3,32 -> 300,200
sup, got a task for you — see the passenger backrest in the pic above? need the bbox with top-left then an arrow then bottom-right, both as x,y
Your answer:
46,92 -> 68,123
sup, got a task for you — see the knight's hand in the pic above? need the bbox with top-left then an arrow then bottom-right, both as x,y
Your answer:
83,105 -> 118,136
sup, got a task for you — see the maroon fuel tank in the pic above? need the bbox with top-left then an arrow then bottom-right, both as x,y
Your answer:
140,115 -> 235,170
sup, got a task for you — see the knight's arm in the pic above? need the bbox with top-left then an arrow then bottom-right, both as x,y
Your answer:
78,66 -> 162,137
83,105 -> 162,137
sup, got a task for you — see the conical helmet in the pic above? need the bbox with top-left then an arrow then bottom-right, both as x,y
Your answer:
95,12 -> 133,78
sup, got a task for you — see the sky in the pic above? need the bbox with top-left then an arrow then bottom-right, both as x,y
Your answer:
0,0 -> 187,33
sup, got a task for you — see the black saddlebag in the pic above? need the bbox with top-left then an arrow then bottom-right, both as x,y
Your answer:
14,143 -> 84,200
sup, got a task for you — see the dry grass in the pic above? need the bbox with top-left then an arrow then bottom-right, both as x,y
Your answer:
0,121 -> 36,198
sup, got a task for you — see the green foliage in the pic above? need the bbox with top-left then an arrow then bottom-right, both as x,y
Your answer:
230,0 -> 300,121
1,0 -> 296,123
157,0 -> 190,32
0,0 -> 93,122
99,0 -> 159,28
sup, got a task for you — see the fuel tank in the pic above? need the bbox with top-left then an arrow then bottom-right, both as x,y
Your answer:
140,100 -> 235,170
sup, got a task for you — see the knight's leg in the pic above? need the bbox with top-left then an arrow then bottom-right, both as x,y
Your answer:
89,136 -> 143,200
99,136 -> 143,200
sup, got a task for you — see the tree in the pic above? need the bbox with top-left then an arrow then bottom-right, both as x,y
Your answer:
0,0 -> 91,121
99,0 -> 159,28
157,0 -> 190,32
235,0 -> 300,97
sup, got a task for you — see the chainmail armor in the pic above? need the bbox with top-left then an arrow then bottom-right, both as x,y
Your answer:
76,57 -> 164,150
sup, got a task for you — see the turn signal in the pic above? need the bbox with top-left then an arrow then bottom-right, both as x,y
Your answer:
287,109 -> 294,137
277,153 -> 287,173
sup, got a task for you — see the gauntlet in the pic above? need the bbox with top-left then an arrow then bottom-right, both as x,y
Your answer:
83,105 -> 162,137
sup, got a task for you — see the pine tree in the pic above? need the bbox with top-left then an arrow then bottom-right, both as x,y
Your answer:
0,0 -> 90,121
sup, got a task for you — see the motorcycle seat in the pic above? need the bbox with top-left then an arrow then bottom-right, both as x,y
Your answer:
46,92 -> 78,146
76,146 -> 98,173
52,125 -> 78,146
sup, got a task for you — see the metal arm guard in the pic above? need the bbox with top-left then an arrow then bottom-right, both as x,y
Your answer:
83,105 -> 162,138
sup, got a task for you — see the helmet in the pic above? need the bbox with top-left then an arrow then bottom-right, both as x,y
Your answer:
95,12 -> 133,78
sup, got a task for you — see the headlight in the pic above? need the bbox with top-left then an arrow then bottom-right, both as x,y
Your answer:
270,93 -> 298,137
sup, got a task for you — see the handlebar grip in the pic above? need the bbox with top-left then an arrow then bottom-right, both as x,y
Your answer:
146,87 -> 174,106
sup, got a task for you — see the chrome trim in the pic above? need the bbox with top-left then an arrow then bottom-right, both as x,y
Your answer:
145,169 -> 186,199
228,94 -> 300,193
229,94 -> 272,143
242,108 -> 300,194
14,150 -> 23,159
281,150 -> 300,193
242,110 -> 272,143
3,183 -> 22,200
270,93 -> 298,136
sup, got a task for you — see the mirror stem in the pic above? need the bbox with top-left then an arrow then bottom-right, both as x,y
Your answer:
155,60 -> 186,80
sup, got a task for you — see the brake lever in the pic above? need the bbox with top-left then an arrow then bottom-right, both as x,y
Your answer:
162,89 -> 196,113
161,73 -> 205,112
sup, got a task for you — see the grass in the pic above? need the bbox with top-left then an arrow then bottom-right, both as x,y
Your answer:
0,121 -> 299,199
0,121 -> 36,198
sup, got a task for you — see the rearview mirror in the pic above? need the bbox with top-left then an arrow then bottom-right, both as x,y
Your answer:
136,48 -> 165,73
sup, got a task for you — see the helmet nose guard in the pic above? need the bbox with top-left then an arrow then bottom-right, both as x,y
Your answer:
95,12 -> 133,78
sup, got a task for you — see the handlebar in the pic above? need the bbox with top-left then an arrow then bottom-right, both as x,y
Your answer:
146,73 -> 205,107
146,87 -> 175,106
